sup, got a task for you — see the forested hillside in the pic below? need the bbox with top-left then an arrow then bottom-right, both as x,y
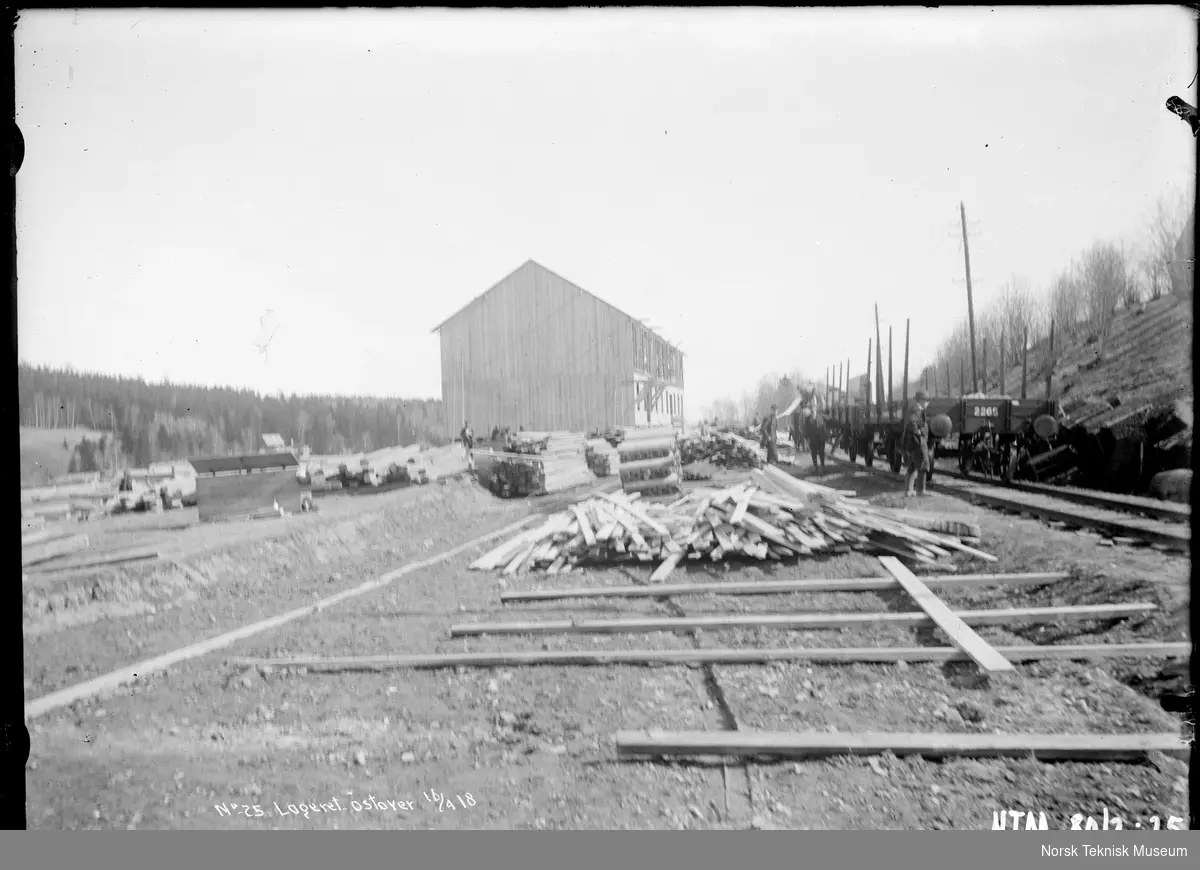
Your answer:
17,364 -> 449,476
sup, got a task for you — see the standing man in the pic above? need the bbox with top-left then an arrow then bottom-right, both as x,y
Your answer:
761,404 -> 779,464
902,391 -> 931,497
803,406 -> 827,470
460,420 -> 475,470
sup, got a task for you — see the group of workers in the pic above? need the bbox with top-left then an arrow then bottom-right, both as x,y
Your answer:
753,390 -> 933,498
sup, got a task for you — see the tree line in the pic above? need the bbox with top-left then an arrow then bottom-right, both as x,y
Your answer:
18,363 -> 451,472
918,193 -> 1193,398
704,192 -> 1193,419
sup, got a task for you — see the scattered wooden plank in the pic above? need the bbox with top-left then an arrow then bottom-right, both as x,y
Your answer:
878,556 -> 1014,673
22,534 -> 90,568
26,547 -> 159,574
570,506 -> 597,546
649,552 -> 684,582
614,730 -> 1190,762
24,513 -> 542,720
228,641 -> 1190,672
450,603 -> 1154,638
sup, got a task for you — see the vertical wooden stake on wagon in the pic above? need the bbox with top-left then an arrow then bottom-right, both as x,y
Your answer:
1045,319 -> 1055,401
878,556 -> 1015,674
875,305 -> 885,411
982,340 -> 988,394
960,358 -> 965,397
1021,327 -> 1029,400
866,339 -> 873,419
887,326 -> 894,420
1000,329 -> 1006,396
902,319 -> 910,408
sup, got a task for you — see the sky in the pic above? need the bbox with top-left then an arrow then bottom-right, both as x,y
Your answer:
16,7 -> 1197,419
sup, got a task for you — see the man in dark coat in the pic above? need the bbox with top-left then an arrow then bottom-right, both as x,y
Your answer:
802,406 -> 826,469
760,404 -> 779,464
902,391 -> 931,497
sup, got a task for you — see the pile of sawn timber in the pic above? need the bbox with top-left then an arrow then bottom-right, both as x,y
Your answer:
678,431 -> 764,468
471,464 -> 991,579
473,431 -> 595,497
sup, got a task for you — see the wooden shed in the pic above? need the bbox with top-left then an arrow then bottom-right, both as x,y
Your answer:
190,452 -> 304,523
431,260 -> 685,436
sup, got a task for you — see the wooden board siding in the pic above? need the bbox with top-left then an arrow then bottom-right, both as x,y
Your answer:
195,470 -> 307,522
436,261 -> 683,435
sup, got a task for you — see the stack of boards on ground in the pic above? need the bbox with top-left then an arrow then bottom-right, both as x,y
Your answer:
473,431 -> 596,498
585,438 -> 619,477
619,426 -> 682,498
470,465 -> 995,580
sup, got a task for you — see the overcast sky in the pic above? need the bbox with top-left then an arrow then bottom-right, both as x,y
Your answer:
16,7 -> 1196,418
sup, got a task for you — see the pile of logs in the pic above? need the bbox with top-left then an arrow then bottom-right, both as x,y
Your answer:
471,464 -> 993,579
618,426 -> 682,498
474,431 -> 596,497
679,432 -> 764,468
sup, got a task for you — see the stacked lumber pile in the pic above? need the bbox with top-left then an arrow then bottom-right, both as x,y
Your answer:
472,465 -> 994,579
619,426 -> 682,498
22,527 -> 89,567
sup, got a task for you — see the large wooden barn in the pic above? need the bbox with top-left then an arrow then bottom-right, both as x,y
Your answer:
431,260 -> 684,436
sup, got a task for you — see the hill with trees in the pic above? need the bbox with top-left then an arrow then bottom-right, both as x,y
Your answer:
17,363 -> 448,484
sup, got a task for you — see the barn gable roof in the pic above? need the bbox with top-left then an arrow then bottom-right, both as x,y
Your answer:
190,452 -> 299,475
430,259 -> 683,355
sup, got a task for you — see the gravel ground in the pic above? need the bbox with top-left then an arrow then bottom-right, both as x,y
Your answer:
24,467 -> 1193,830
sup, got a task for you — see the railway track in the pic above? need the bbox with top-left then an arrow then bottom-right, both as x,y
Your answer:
927,462 -> 1190,525
823,456 -> 1191,552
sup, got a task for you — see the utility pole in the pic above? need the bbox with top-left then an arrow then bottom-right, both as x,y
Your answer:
838,361 -> 844,411
960,202 -> 979,392
902,319 -> 910,409
981,340 -> 988,394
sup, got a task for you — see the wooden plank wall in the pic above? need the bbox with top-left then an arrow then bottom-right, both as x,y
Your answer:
439,262 -> 652,435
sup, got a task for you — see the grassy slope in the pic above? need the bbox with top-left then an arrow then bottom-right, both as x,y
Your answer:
19,427 -> 107,487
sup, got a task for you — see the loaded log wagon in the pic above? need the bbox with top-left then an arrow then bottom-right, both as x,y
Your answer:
824,311 -> 1069,482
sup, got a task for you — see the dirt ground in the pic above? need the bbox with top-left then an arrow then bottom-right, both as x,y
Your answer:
24,465 -> 1192,830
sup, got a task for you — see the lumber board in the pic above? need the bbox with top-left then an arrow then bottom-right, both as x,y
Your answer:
24,513 -> 542,720
649,552 -> 684,582
228,641 -> 1190,672
614,730 -> 1190,762
602,493 -> 670,536
498,572 -> 1072,602
449,603 -> 1155,638
22,534 -> 90,568
26,547 -> 159,574
878,556 -> 1014,673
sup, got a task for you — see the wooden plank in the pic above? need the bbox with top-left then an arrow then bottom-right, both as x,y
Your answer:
449,602 -> 1154,637
24,513 -> 541,720
498,572 -> 1071,602
26,547 -> 159,574
228,641 -> 1190,672
614,730 -> 1189,762
729,487 -> 755,525
602,493 -> 670,536
649,552 -> 684,582
878,556 -> 1014,673
570,505 -> 597,546
22,534 -> 90,568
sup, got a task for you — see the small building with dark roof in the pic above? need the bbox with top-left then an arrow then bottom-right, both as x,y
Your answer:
190,452 -> 305,522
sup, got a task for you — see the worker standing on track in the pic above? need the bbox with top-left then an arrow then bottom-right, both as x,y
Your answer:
902,390 -> 931,497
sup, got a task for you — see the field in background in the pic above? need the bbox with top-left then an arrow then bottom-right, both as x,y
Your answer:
20,427 -> 108,486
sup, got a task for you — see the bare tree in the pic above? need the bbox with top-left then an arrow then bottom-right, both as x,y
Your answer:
1139,192 -> 1191,300
1080,241 -> 1129,362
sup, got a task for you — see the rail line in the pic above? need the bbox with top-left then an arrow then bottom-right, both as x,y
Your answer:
822,456 -> 1190,552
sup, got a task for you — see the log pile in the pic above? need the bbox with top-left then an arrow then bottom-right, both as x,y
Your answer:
585,439 -> 618,477
471,465 -> 994,579
618,426 -> 682,498
678,431 -> 764,468
473,431 -> 596,497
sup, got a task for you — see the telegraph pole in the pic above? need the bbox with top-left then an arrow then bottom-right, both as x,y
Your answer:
960,202 -> 979,393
